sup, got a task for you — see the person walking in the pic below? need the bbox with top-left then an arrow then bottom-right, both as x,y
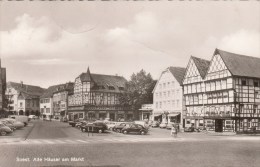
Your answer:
171,125 -> 177,138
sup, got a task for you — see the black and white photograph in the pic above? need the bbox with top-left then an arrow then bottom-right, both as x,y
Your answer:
0,1 -> 259,167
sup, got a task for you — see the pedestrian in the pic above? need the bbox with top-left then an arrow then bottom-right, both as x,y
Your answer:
171,125 -> 177,138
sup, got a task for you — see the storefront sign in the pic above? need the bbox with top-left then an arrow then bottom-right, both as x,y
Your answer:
68,106 -> 84,111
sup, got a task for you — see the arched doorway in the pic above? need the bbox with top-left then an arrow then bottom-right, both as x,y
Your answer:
19,110 -> 24,115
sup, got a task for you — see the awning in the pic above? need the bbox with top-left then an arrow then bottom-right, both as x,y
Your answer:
168,113 -> 180,117
153,113 -> 163,116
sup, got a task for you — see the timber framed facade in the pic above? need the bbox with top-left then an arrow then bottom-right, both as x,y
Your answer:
183,49 -> 260,132
68,68 -> 133,122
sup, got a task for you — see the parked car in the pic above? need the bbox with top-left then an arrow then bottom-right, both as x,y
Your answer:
80,122 -> 108,133
76,121 -> 88,128
151,121 -> 160,128
0,120 -> 16,131
2,119 -> 24,129
159,122 -> 167,128
28,115 -> 37,120
105,121 -> 118,131
184,127 -> 195,132
166,122 -> 175,130
0,123 -> 13,136
8,115 -> 29,126
122,124 -> 148,135
134,121 -> 149,128
113,122 -> 132,133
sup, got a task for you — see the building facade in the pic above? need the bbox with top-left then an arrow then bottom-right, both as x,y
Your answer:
68,68 -> 132,122
52,83 -> 74,120
183,49 -> 260,132
152,67 -> 186,125
40,84 -> 64,119
6,82 -> 45,116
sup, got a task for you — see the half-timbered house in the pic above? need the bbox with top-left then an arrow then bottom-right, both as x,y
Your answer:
183,56 -> 210,129
68,68 -> 131,121
183,49 -> 260,132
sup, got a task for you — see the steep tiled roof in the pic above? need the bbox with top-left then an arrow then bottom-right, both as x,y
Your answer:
80,67 -> 94,82
191,56 -> 210,78
53,82 -> 74,94
216,49 -> 260,79
41,84 -> 65,98
79,71 -> 127,93
8,82 -> 45,96
168,67 -> 186,85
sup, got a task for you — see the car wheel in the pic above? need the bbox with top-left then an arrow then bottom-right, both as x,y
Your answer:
140,131 -> 145,135
123,130 -> 127,134
116,129 -> 121,133
98,129 -> 102,133
0,131 -> 7,136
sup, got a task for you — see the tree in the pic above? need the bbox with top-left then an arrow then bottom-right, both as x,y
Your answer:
119,69 -> 157,120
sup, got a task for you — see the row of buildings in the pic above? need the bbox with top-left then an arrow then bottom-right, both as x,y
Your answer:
4,48 -> 260,132
149,48 -> 260,133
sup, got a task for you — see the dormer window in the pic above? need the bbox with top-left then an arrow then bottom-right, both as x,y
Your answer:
109,86 -> 115,90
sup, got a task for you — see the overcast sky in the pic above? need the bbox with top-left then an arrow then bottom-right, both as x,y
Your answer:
0,1 -> 259,88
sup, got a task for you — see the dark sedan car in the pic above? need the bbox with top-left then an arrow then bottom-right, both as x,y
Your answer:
80,122 -> 108,133
122,124 -> 148,135
113,122 -> 132,133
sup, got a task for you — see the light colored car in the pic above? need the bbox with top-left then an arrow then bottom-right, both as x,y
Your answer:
29,115 -> 37,120
3,118 -> 24,129
105,122 -> 118,131
8,115 -> 29,126
0,123 -> 13,136
0,120 -> 16,131
159,122 -> 167,128
151,121 -> 160,128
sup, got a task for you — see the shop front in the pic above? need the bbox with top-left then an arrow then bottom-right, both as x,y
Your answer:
153,112 -> 162,122
167,113 -> 181,123
139,104 -> 153,121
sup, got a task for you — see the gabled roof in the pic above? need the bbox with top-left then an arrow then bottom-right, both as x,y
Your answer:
215,49 -> 260,79
8,82 -> 45,96
78,71 -> 127,93
18,92 -> 39,100
41,84 -> 65,98
53,82 -> 74,94
80,67 -> 94,82
168,67 -> 186,85
191,56 -> 210,78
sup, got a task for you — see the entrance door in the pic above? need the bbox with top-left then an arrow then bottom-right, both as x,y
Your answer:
215,119 -> 223,132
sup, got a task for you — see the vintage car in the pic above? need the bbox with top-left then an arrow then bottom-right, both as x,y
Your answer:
80,121 -> 108,133
0,123 -> 13,136
113,122 -> 132,133
122,124 -> 148,135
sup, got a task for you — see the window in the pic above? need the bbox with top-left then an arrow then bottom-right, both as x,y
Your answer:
254,81 -> 259,87
242,79 -> 247,86
168,91 -> 170,97
20,102 -> 23,107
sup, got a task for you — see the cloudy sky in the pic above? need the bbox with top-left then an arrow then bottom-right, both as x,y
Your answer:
0,1 -> 259,88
